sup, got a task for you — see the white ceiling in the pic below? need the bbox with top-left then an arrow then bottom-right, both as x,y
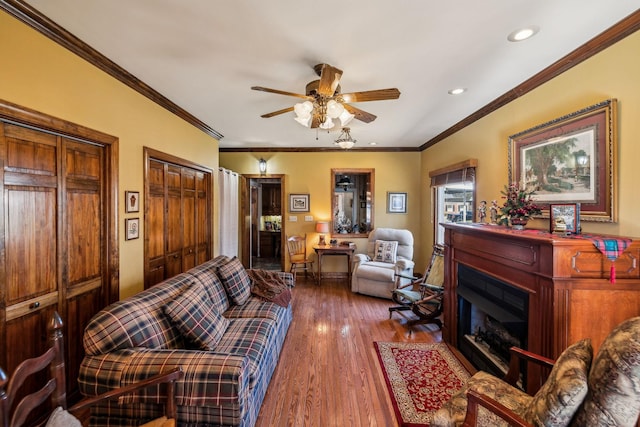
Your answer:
24,1 -> 639,149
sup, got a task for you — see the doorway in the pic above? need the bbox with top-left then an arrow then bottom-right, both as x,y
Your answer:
241,175 -> 284,271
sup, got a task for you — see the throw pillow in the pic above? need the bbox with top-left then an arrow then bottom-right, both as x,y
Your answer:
522,338 -> 592,426
216,256 -> 252,305
373,240 -> 398,263
163,281 -> 229,351
46,407 -> 82,427
571,316 -> 640,427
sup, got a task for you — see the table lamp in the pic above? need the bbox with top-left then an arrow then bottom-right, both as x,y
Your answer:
315,221 -> 330,246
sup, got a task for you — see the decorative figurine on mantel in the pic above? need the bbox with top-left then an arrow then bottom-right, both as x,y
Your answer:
490,200 -> 498,225
477,200 -> 487,223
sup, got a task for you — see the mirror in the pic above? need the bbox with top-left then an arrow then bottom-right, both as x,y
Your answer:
331,168 -> 374,237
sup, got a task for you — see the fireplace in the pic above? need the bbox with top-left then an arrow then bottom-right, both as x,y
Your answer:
456,264 -> 529,383
442,222 -> 640,394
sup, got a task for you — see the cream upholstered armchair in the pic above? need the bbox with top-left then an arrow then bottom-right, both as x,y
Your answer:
352,228 -> 414,299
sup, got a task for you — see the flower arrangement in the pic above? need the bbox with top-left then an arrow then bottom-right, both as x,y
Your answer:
498,182 -> 542,226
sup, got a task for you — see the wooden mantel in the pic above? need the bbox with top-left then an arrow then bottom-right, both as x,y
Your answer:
443,223 -> 640,392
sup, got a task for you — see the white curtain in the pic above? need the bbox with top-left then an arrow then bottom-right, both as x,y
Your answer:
218,167 -> 239,257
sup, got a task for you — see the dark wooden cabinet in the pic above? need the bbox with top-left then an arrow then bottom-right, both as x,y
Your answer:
144,149 -> 212,289
0,103 -> 118,405
262,184 -> 281,215
443,223 -> 640,393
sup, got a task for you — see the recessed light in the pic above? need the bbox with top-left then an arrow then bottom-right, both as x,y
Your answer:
369,142 -> 377,146
448,88 -> 466,95
508,26 -> 539,42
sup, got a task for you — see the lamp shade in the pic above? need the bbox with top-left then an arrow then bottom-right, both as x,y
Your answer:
315,221 -> 330,233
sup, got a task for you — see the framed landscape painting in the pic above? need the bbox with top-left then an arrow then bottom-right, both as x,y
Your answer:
508,99 -> 617,222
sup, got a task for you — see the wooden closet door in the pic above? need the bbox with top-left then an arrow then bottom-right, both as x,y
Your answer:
146,159 -> 167,285
195,171 -> 210,266
165,165 -> 183,278
1,123 -> 60,390
182,168 -> 197,271
62,138 -> 106,395
0,125 -> 109,401
144,150 -> 212,289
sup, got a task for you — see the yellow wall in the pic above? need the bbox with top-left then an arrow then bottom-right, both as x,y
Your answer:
220,152 -> 425,271
421,31 -> 640,251
0,12 -> 220,299
3,9 -> 639,298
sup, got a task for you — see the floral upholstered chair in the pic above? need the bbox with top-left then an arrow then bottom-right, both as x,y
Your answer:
432,316 -> 640,427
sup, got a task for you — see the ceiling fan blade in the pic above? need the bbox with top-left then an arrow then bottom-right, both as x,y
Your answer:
251,86 -> 311,100
340,88 -> 401,103
343,104 -> 377,123
260,106 -> 294,118
317,64 -> 343,97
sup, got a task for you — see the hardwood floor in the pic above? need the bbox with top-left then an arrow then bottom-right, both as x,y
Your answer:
255,276 -> 444,427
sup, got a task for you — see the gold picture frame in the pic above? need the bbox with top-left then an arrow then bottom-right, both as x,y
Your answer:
508,99 -> 617,222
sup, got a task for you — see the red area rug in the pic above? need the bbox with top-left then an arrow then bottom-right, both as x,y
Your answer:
374,342 -> 470,427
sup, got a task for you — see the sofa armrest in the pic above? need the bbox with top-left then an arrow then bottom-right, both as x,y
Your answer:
79,349 -> 251,407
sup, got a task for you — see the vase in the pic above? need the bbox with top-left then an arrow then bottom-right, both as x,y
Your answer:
510,217 -> 528,230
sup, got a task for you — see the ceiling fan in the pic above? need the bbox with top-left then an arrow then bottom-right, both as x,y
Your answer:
251,63 -> 400,129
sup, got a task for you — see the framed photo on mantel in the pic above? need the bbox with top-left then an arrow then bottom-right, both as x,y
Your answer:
550,203 -> 580,234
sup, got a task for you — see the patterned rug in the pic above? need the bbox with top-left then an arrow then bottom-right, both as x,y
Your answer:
374,342 -> 470,427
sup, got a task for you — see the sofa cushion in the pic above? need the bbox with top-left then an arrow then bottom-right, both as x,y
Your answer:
216,257 -> 252,305
84,273 -> 194,355
187,255 -> 231,313
571,316 -> 640,427
163,281 -> 229,351
216,317 -> 278,389
224,297 -> 290,325
522,338 -> 592,426
355,261 -> 396,282
373,240 -> 398,263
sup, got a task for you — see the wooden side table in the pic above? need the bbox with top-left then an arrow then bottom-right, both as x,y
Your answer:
313,245 -> 355,286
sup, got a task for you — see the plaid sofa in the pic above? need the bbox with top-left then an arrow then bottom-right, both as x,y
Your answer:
78,256 -> 293,427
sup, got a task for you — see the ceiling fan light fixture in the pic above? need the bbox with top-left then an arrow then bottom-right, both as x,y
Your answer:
294,115 -> 312,127
319,116 -> 334,129
326,99 -> 344,118
338,109 -> 355,127
294,101 -> 313,118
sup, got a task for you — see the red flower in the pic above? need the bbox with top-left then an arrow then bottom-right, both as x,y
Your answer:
498,183 -> 542,226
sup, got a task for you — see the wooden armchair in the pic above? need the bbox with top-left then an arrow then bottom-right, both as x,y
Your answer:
0,312 -> 182,427
461,347 -> 555,427
435,317 -> 640,427
389,244 -> 444,333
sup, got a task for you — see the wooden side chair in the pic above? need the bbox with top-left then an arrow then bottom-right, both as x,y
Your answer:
286,234 -> 314,281
0,312 -> 182,427
389,244 -> 445,333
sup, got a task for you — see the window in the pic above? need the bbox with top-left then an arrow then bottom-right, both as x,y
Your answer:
430,160 -> 477,245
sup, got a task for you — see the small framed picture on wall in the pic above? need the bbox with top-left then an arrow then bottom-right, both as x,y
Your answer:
387,192 -> 407,213
289,194 -> 310,212
125,218 -> 140,240
125,191 -> 140,213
